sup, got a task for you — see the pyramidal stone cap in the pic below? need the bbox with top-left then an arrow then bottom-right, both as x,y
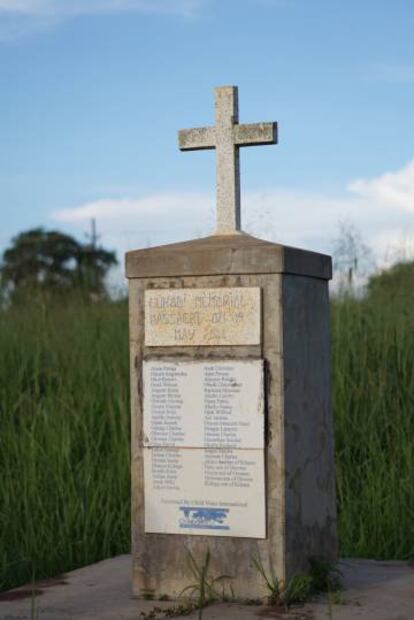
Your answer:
125,233 -> 332,280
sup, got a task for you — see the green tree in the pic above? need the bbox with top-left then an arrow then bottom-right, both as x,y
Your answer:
1,228 -> 117,304
367,260 -> 414,304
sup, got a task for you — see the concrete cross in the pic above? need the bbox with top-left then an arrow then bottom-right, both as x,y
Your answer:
178,86 -> 277,234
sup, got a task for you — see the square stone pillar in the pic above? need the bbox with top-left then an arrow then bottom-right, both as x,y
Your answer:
126,233 -> 337,601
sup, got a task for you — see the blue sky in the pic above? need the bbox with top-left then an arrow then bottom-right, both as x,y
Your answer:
2,0 -> 414,282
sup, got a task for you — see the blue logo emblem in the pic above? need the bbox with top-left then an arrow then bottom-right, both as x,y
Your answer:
179,506 -> 230,530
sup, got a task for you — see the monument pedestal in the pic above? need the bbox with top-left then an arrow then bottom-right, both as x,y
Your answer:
126,233 -> 337,601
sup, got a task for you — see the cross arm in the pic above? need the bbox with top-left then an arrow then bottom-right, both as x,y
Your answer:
178,126 -> 216,151
234,122 -> 278,147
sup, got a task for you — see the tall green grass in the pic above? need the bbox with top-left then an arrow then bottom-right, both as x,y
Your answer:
332,294 -> 414,559
0,299 -> 130,590
0,290 -> 413,591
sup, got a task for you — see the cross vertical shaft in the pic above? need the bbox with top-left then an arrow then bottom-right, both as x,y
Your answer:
178,86 -> 277,235
215,86 -> 241,233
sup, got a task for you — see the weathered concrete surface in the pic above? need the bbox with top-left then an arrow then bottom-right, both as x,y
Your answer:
178,86 -> 277,234
1,555 -> 414,619
282,275 -> 337,577
125,233 -> 332,280
128,232 -> 335,598
129,273 -> 285,599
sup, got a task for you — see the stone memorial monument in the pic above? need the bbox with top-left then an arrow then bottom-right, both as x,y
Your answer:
126,86 -> 337,600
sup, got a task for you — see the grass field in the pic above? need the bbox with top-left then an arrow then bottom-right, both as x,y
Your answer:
1,291 -> 413,591
0,300 -> 130,591
332,294 -> 414,560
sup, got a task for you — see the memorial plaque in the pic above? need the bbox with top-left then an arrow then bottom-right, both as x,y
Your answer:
143,359 -> 265,538
144,448 -> 265,538
143,360 -> 264,448
145,287 -> 261,346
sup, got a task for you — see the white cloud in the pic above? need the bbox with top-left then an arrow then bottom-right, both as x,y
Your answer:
0,0 -> 203,40
370,228 -> 414,268
0,0 -> 202,15
0,0 -> 46,12
349,158 -> 414,214
53,191 -> 215,254
51,158 -> 414,288
54,192 -> 213,222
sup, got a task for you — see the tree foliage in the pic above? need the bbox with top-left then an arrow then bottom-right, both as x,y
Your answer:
332,221 -> 374,295
367,260 -> 414,303
1,228 -> 117,303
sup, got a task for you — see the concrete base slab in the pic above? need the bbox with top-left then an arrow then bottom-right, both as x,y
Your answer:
0,555 -> 413,619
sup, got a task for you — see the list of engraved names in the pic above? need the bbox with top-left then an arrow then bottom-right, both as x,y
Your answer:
204,365 -> 242,446
143,360 -> 266,538
143,360 -> 264,448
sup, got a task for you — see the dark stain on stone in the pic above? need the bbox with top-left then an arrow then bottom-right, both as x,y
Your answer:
0,588 -> 44,602
0,575 -> 68,602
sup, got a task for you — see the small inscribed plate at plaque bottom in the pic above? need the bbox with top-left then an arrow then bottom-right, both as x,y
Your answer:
144,447 -> 266,538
